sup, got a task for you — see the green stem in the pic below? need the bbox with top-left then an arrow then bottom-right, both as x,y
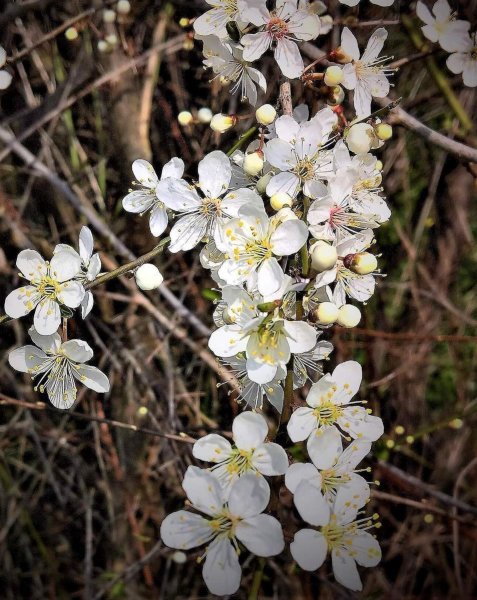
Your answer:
226,126 -> 258,156
248,558 -> 265,600
282,368 -> 294,424
86,237 -> 170,290
402,14 -> 473,133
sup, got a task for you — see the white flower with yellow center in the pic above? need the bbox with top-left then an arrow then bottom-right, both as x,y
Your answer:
193,412 -> 288,495
340,27 -> 393,118
8,327 -> 110,409
264,108 -> 337,199
289,485 -> 381,591
287,361 -> 383,445
217,204 -> 309,296
161,151 -> 262,252
122,157 -> 184,237
5,249 -> 85,335
54,226 -> 102,319
313,230 -> 378,306
194,0 -> 245,39
240,0 -> 321,79
286,432 -> 372,506
446,31 -> 477,88
416,0 -> 470,51
160,467 -> 284,596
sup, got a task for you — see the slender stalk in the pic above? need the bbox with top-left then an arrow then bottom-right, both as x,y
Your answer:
226,126 -> 259,157
248,558 -> 265,600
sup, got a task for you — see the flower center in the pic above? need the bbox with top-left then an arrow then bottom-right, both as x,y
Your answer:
243,238 -> 273,263
293,158 -> 315,181
321,520 -> 349,549
209,510 -> 241,539
223,0 -> 238,17
201,197 -> 222,216
267,16 -> 289,40
37,276 -> 61,299
313,399 -> 343,426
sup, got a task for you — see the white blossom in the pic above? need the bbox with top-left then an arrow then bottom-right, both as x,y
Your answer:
0,46 -> 12,90
340,27 -> 393,118
122,157 -> 184,237
8,327 -> 109,409
416,0 -> 470,51
240,0 -> 320,79
160,467 -> 284,596
264,108 -> 338,198
289,485 -> 381,591
161,151 -> 262,252
5,249 -> 85,335
194,0 -> 246,38
287,360 -> 384,446
217,204 -> 309,296
193,411 -> 288,494
446,31 -> 477,88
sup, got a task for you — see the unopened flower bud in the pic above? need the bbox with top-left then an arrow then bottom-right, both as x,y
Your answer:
210,113 -> 237,133
117,0 -> 131,14
65,27 -> 79,41
327,85 -> 345,106
97,40 -> 109,53
135,264 -> 164,290
105,33 -> 118,46
103,9 -> 116,23
243,151 -> 264,177
178,110 -> 193,126
256,172 -> 273,194
337,304 -> 361,328
313,302 -> 339,325
346,123 -> 376,154
183,38 -> 194,51
270,192 -> 292,211
255,104 -> 277,125
324,66 -> 344,86
197,107 -> 213,124
375,123 -> 393,141
171,551 -> 187,564
375,160 -> 383,171
344,252 -> 377,275
275,207 -> 298,222
310,240 -> 338,271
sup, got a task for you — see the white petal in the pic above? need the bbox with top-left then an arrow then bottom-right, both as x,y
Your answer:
233,411 -> 268,451
334,478 -> 370,524
333,360 -> 362,397
339,408 -> 384,441
16,249 -> 47,281
228,473 -> 270,518
241,32 -> 270,62
72,364 -> 110,393
28,327 -> 61,353
0,47 -> 6,68
266,171 -> 300,198
287,407 -> 316,442
283,320 -> 317,354
341,27 -> 360,61
274,38 -> 304,79
275,115 -> 300,143
161,157 -> 184,180
251,442 -> 288,475
149,203 -> 169,237
50,251 -> 81,282
34,299 -> 61,335
79,226 -> 94,262
182,466 -> 224,517
307,426 -> 343,470
4,286 -> 40,318
337,440 -> 372,472
0,69 -> 11,90
203,537 -> 241,596
246,359 -> 279,384
463,61 -> 477,87
270,219 -> 308,256
362,28 -> 388,63
168,213 -> 207,253
208,325 -> 248,357
348,531 -> 382,567
285,462 -> 320,493
290,529 -> 328,571
80,292 -> 94,319
193,434 -> 232,463
162,178 -> 201,211
446,52 -> 466,75
8,345 -> 48,373
62,339 -> 93,362
122,190 -> 155,213
198,151 -> 231,198
332,549 -> 362,591
264,138 -> 295,170
235,514 -> 284,556
132,159 -> 159,189
57,281 -> 85,308
353,82 -> 373,118
161,510 -> 213,550
257,258 -> 285,296
293,480 -> 330,526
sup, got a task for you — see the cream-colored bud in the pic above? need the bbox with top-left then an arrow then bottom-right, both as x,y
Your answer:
97,40 -> 109,53
375,160 -> 383,171
135,264 -> 164,290
310,240 -> 338,271
103,9 -> 116,23
117,0 -> 131,14
197,107 -> 213,124
177,111 -> 193,126
346,123 -> 376,154
171,551 -> 187,564
347,252 -> 377,275
65,27 -> 79,41
105,33 -> 118,46
337,304 -> 361,328
210,113 -> 236,133
327,85 -> 345,106
324,66 -> 344,86
243,151 -> 264,177
275,207 -> 298,222
255,104 -> 277,125
314,302 -> 339,325
375,123 -> 393,141
183,38 -> 194,51
256,172 -> 273,194
270,192 -> 292,211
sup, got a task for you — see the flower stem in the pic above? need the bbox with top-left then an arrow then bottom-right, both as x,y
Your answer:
86,237 -> 170,290
248,558 -> 266,600
226,126 -> 259,157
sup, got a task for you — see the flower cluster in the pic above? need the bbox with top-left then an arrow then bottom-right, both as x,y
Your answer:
417,0 -> 477,87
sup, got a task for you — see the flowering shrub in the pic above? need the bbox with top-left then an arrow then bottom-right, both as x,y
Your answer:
2,0 -> 475,596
